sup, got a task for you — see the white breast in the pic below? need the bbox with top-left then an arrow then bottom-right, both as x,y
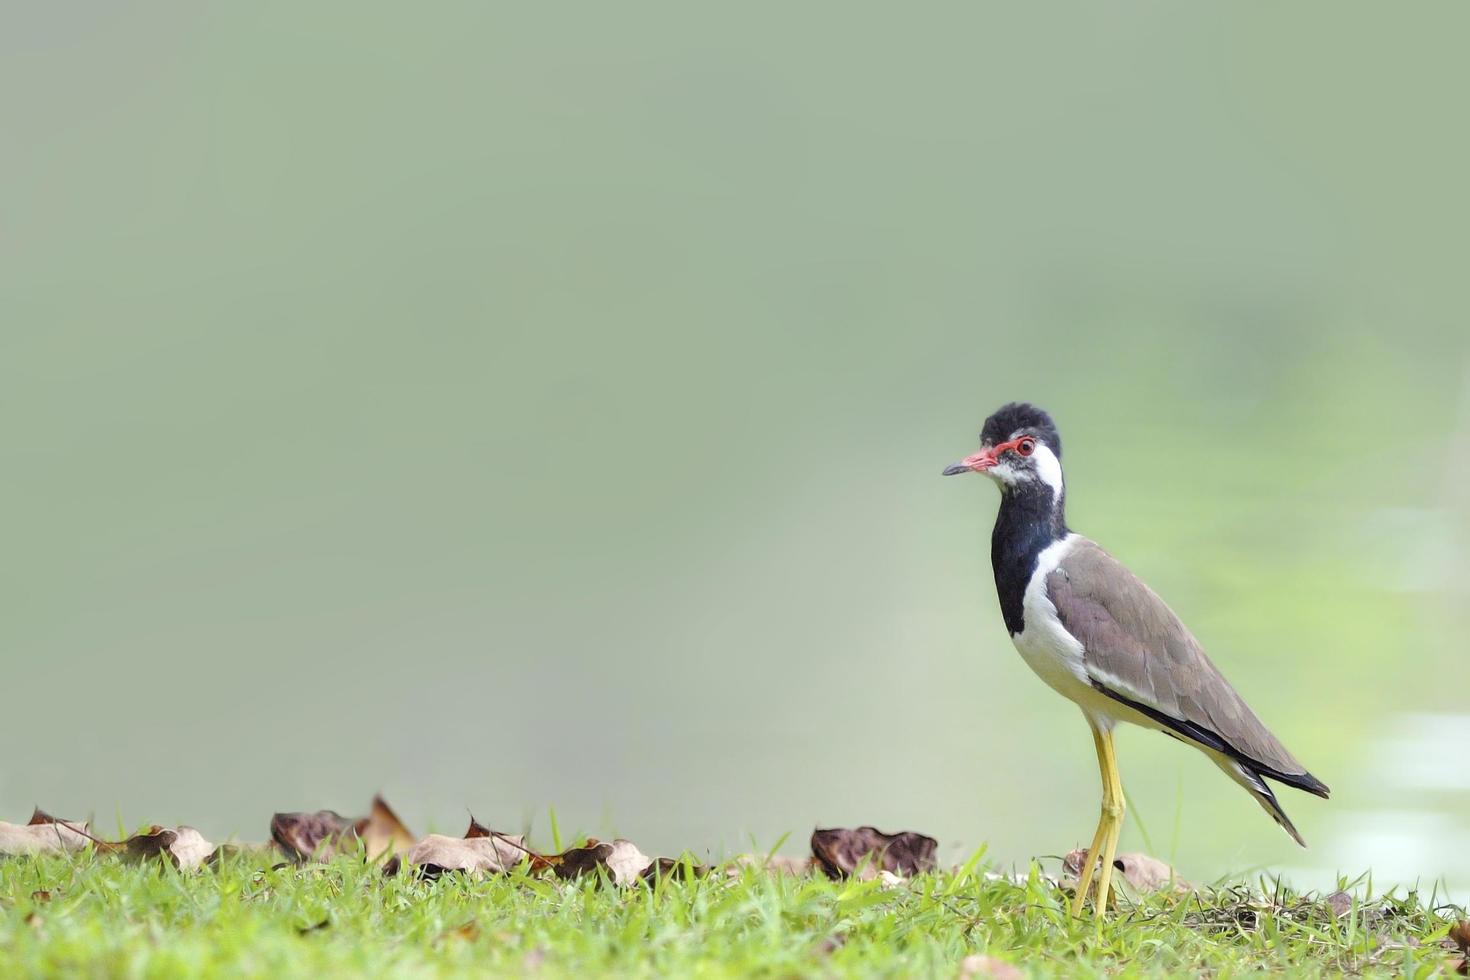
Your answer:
1009,533 -> 1122,726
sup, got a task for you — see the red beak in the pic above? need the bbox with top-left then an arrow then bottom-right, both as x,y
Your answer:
942,448 -> 996,476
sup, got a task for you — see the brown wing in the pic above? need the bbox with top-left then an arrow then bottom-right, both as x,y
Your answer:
1048,537 -> 1328,796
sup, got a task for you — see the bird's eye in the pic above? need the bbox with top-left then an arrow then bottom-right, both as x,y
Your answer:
1016,438 -> 1036,457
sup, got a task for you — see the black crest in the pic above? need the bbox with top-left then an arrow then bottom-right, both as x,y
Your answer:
981,402 -> 1061,458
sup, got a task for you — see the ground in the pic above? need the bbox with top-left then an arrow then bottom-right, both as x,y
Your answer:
0,851 -> 1464,977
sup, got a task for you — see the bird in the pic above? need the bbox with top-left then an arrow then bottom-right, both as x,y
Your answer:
943,402 -> 1328,918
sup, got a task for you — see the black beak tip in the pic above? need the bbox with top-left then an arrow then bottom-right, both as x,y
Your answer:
942,464 -> 969,476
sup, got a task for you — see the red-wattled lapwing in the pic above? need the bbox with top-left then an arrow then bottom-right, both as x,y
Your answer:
943,403 -> 1328,918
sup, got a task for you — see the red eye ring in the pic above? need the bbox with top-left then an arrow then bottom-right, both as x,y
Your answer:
1015,437 -> 1036,457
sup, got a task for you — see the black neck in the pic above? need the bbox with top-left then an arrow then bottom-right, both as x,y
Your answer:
991,484 -> 1068,635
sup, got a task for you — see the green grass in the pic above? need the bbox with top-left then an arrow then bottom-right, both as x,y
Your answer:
0,850 -> 1463,978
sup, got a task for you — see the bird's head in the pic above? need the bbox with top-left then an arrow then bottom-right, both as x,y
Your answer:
943,402 -> 1064,499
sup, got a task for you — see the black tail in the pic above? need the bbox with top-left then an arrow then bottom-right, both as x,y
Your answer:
1093,680 -> 1331,800
1266,767 -> 1330,799
1234,762 -> 1309,846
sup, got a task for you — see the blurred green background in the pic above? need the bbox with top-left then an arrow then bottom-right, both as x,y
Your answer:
3,3 -> 1468,893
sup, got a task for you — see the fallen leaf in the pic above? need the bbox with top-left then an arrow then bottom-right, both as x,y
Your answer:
0,814 -> 93,856
1324,890 -> 1353,918
640,856 -> 709,882
404,834 -> 530,878
398,815 -> 537,878
30,890 -> 50,903
1062,849 -> 1190,893
272,796 -> 415,863
270,810 -> 357,862
120,827 -> 177,864
810,827 -> 937,880
725,854 -> 815,877
1449,919 -> 1470,974
1112,852 -> 1190,892
547,839 -> 653,886
353,795 -> 414,860
28,808 -> 75,827
877,869 -> 905,890
958,953 -> 1023,980
119,826 -> 216,872
164,827 -> 214,870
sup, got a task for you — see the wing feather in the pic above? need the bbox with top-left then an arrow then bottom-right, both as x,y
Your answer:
1048,538 -> 1328,798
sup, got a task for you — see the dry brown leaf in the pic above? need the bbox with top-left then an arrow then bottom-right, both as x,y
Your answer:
270,809 -> 357,862
1324,890 -> 1353,918
957,953 -> 1023,980
120,827 -> 175,864
725,853 -> 816,877
395,813 -> 539,878
272,796 -> 415,863
775,854 -> 818,875
0,816 -> 93,856
1113,852 -> 1190,892
641,856 -> 709,882
168,828 -> 216,870
508,837 -> 701,884
1449,919 -> 1470,973
118,826 -> 216,872
28,808 -> 74,827
353,796 -> 415,861
404,834 -> 530,878
1062,849 -> 1191,893
461,815 -> 548,858
547,838 -> 653,886
810,827 -> 937,880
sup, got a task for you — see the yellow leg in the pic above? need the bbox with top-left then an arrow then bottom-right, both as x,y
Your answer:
1068,799 -> 1109,917
1069,724 -> 1126,920
1090,728 -> 1125,919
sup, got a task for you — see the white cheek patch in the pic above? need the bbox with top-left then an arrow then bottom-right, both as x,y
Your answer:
987,461 -> 1019,484
1031,444 -> 1064,502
